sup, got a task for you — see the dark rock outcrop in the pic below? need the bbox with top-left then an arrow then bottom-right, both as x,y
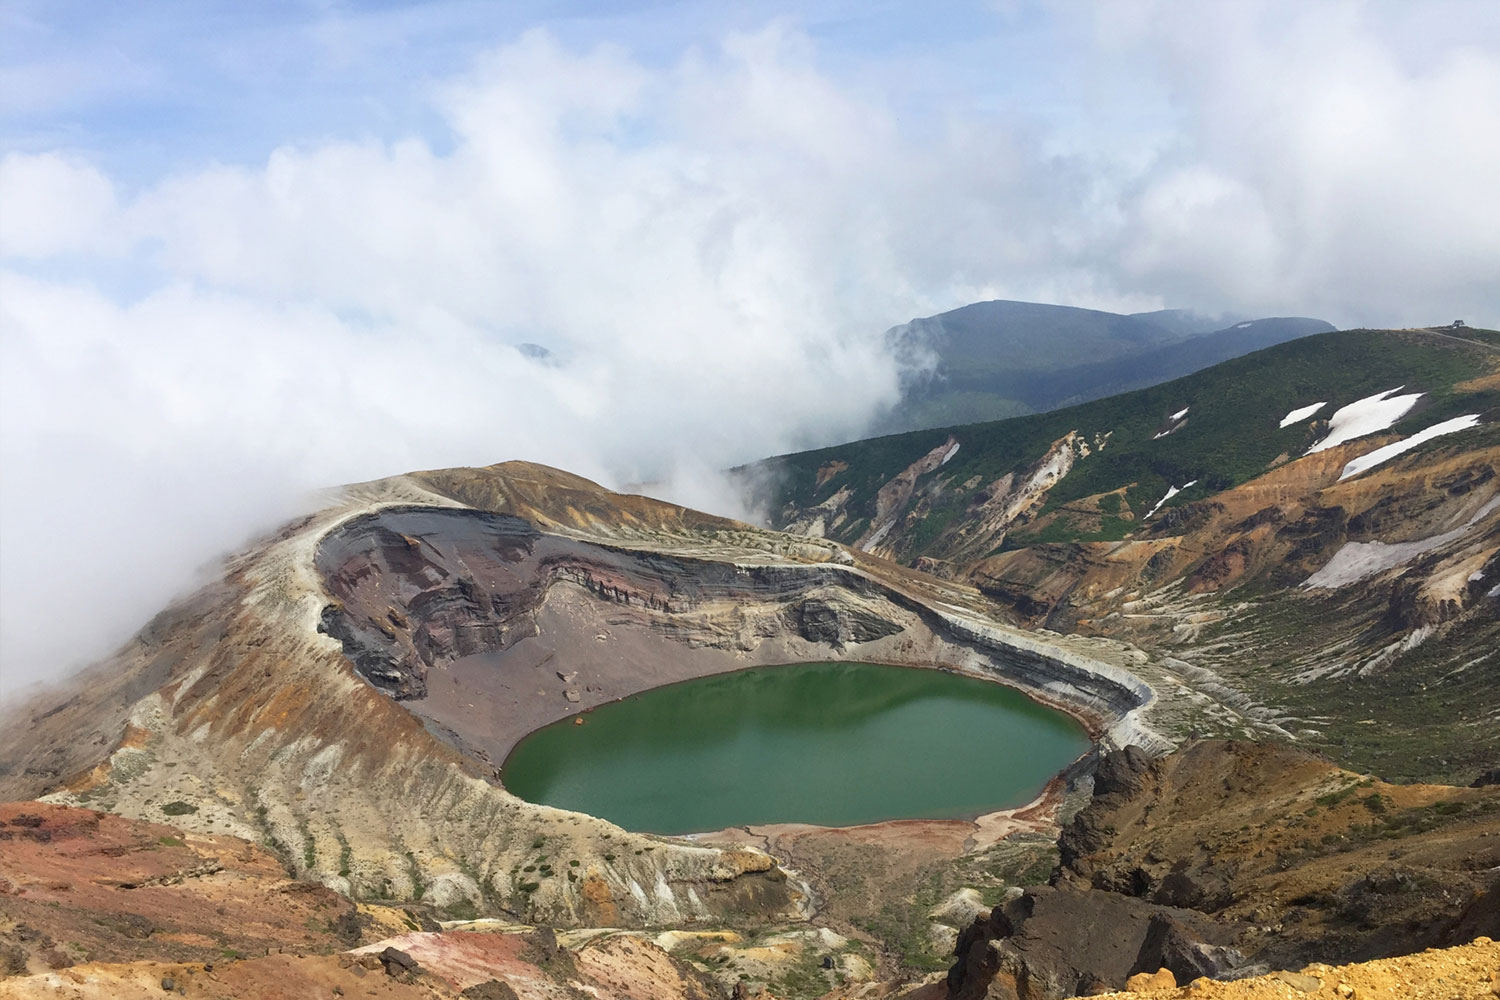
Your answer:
380,946 -> 419,976
788,598 -> 904,647
793,599 -> 842,645
1132,913 -> 1245,985
949,741 -> 1500,999
946,885 -> 1232,1000
1056,745 -> 1151,873
1272,505 -> 1349,580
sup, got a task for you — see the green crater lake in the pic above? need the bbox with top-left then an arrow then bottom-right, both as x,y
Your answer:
501,662 -> 1090,833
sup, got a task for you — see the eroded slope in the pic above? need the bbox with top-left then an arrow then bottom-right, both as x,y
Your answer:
754,327 -> 1500,782
0,461 -> 1195,935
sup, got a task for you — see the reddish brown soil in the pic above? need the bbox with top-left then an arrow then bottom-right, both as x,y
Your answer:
0,802 -> 725,999
0,802 -> 366,975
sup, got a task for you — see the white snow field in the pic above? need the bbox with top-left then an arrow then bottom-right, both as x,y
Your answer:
1303,495 -> 1499,588
1278,401 -> 1327,428
1338,414 -> 1482,481
1145,480 -> 1198,518
1306,387 -> 1423,453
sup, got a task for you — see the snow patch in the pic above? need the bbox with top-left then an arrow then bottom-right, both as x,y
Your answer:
1302,495 -> 1499,588
1145,480 -> 1198,518
1337,414 -> 1481,480
1234,322 -> 1252,329
940,441 -> 960,465
1278,401 -> 1326,428
1306,387 -> 1422,453
1153,408 -> 1190,438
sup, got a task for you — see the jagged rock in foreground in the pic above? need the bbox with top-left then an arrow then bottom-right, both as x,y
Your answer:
0,462 -> 1174,933
945,741 -> 1500,999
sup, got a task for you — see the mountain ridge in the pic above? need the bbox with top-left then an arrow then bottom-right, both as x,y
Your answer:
879,299 -> 1333,434
746,326 -> 1500,785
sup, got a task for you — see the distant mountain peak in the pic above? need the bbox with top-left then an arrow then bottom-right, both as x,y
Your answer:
878,299 -> 1332,435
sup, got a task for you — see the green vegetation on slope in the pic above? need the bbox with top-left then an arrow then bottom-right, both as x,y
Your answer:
751,328 -> 1499,562
1193,583 -> 1500,785
876,300 -> 1331,433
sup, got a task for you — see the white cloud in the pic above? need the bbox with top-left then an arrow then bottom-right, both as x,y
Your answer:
1097,0 -> 1500,322
0,152 -> 122,257
0,28 -> 941,699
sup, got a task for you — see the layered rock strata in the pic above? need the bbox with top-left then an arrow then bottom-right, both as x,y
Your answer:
0,462 -> 1187,930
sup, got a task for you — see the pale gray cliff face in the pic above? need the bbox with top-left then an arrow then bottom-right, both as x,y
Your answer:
311,502 -> 1177,774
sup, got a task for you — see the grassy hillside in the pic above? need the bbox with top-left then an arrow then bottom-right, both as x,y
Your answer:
752,327 -> 1499,560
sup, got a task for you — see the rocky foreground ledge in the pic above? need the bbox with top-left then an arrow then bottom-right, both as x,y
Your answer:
0,461 -> 1220,933
3,737 -> 1496,998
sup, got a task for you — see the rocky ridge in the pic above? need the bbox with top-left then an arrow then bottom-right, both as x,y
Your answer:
2,329 -> 1496,997
0,461 -> 1230,936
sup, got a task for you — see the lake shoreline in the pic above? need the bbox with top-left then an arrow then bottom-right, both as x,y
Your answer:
500,661 -> 1091,833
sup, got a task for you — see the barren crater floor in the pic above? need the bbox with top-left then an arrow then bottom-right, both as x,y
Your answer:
500,661 -> 1089,832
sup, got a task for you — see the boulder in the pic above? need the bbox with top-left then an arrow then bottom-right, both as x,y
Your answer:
1152,869 -> 1233,913
1132,913 -> 1245,984
1271,970 -> 1322,993
379,946 -> 419,976
946,885 -> 1228,1000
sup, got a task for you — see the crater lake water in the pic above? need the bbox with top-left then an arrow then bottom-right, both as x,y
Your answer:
500,661 -> 1090,833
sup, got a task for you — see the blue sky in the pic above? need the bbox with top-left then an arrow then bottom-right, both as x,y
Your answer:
3,1 -> 1066,180
2,0 -> 1499,694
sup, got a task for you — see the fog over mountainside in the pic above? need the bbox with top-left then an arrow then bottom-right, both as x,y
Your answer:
879,301 -> 1333,433
2,0 -> 1499,700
